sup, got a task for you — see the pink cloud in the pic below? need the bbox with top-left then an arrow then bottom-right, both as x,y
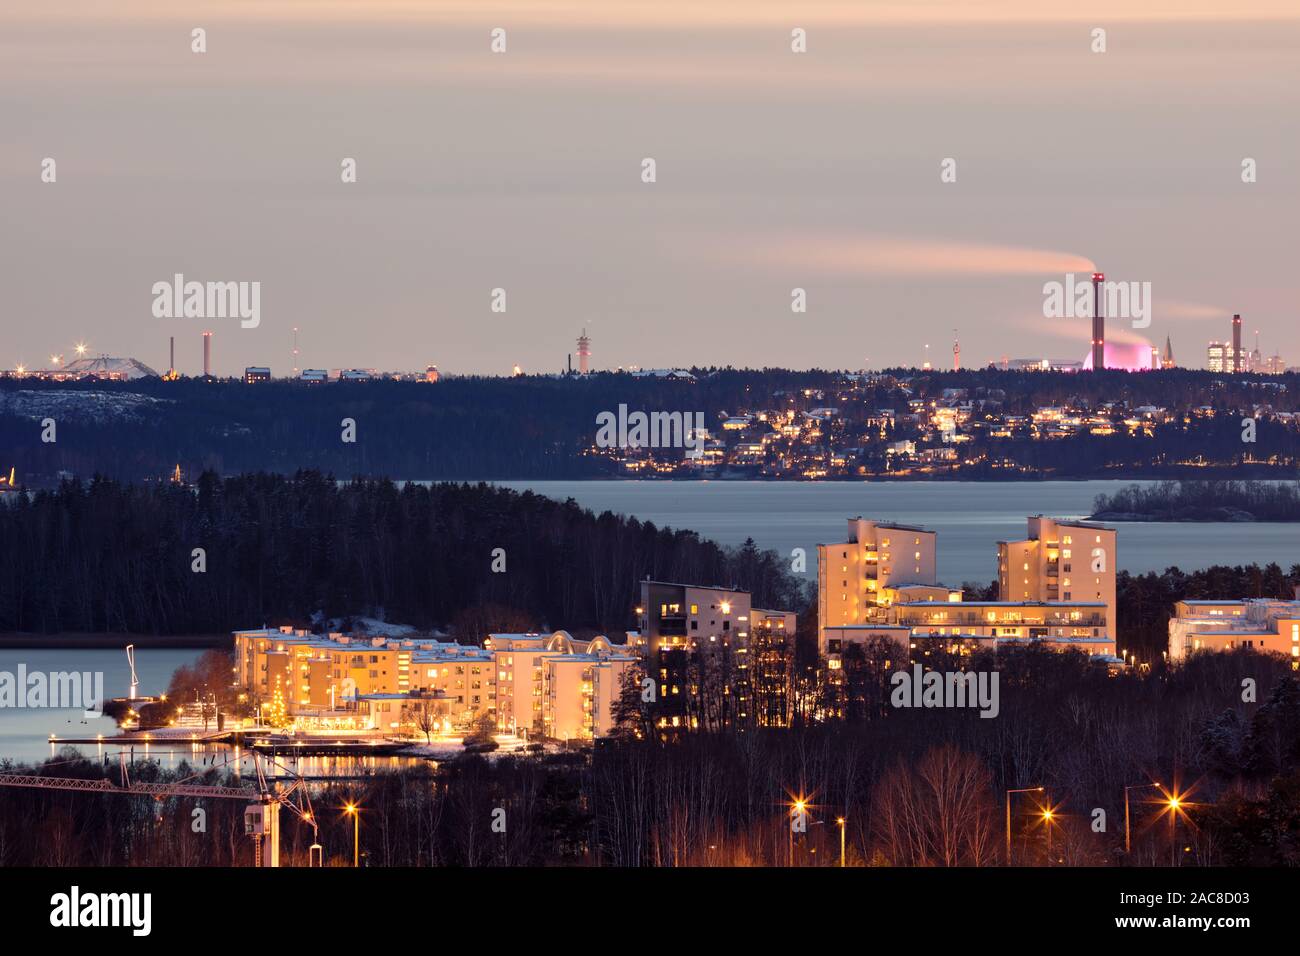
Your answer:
713,233 -> 1094,277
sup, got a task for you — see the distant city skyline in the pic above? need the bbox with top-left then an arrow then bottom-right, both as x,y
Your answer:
4,0 -> 1298,376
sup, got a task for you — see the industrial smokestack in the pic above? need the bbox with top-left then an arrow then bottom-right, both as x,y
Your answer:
1091,272 -> 1105,371
202,331 -> 212,378
169,336 -> 175,375
1232,314 -> 1242,373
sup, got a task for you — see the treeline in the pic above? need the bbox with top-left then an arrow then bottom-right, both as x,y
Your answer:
3,648 -> 1297,866
3,367 -> 1296,483
956,419 -> 1300,478
914,366 -> 1297,417
1093,480 -> 1300,520
0,472 -> 807,636
0,370 -> 841,483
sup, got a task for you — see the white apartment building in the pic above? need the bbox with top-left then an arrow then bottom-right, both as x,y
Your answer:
233,626 -> 636,741
488,631 -> 637,740
1167,597 -> 1300,664
817,515 -> 1122,666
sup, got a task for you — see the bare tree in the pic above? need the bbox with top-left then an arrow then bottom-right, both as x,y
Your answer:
874,745 -> 996,866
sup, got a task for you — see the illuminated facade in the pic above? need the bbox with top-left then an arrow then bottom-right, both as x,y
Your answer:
487,632 -> 637,740
822,601 -> 1115,661
1167,598 -> 1300,664
1207,341 -> 1251,373
233,626 -> 635,741
892,600 -> 1115,658
816,515 -> 1122,666
637,581 -> 796,731
817,518 -> 939,649
998,517 -> 1117,642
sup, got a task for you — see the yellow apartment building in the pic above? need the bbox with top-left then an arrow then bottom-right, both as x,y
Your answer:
1167,598 -> 1300,664
998,517 -> 1117,639
817,518 -> 939,649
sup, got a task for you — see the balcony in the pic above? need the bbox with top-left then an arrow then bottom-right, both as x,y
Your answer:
657,615 -> 688,637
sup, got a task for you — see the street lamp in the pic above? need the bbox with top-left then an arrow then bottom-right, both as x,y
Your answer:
836,816 -> 846,868
343,803 -> 360,867
1167,796 -> 1179,867
1005,787 -> 1044,865
1040,807 -> 1054,863
1124,782 -> 1162,854
1151,782 -> 1195,867
789,796 -> 808,867
1162,789 -> 1187,868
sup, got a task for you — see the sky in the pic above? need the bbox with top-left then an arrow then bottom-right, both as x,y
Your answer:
2,1 -> 1298,377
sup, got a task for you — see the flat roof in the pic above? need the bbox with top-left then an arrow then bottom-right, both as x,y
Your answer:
824,624 -> 910,631
895,600 -> 1105,608
849,516 -> 933,533
1031,515 -> 1115,531
1187,631 -> 1277,638
641,580 -> 744,594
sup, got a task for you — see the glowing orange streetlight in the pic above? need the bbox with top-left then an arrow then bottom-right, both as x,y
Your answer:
1005,786 -> 1044,865
1124,781 -> 1162,854
787,794 -> 810,867
1040,806 -> 1056,862
1158,784 -> 1193,867
343,802 -> 360,867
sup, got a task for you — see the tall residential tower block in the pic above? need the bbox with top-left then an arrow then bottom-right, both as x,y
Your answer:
997,516 -> 1117,639
817,518 -> 941,648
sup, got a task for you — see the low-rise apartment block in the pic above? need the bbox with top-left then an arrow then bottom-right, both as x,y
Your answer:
488,631 -> 637,740
1167,597 -> 1300,664
233,626 -> 636,741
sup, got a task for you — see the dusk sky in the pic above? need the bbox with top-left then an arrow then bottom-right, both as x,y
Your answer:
3,1 -> 1298,376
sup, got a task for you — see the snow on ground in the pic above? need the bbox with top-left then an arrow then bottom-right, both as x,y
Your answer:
397,734 -> 541,760
0,389 -> 170,424
353,617 -> 418,637
312,612 -> 445,639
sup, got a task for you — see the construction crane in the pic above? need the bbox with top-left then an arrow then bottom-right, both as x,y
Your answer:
0,750 -> 322,867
